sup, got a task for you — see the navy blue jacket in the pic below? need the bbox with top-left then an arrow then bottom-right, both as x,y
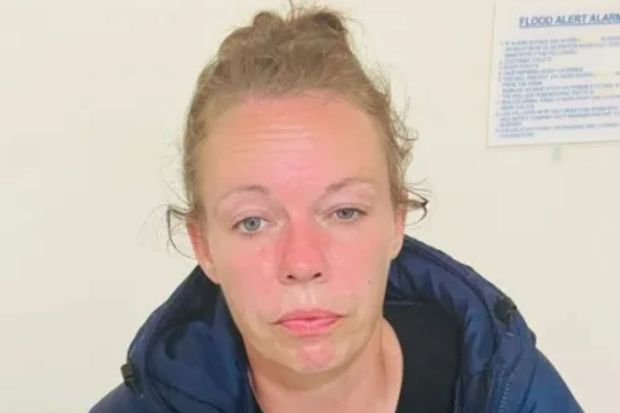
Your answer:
91,235 -> 583,412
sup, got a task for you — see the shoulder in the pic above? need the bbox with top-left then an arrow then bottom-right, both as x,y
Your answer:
517,350 -> 584,412
391,237 -> 583,411
90,383 -> 154,413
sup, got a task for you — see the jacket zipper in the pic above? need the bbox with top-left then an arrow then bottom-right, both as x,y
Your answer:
496,373 -> 513,413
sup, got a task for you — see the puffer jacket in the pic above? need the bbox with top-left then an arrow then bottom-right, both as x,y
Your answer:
91,235 -> 583,412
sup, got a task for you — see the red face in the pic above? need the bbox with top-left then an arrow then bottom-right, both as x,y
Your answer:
189,91 -> 405,376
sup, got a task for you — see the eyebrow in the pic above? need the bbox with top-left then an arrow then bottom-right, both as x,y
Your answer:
217,176 -> 377,206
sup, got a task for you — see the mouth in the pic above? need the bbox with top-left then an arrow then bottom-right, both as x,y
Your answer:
275,309 -> 343,337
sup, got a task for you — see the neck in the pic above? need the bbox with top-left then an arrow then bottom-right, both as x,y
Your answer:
247,317 -> 402,413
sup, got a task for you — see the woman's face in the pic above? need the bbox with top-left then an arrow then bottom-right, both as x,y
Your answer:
188,91 -> 406,376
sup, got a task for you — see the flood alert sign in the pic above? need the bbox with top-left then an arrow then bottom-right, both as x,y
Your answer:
488,1 -> 620,146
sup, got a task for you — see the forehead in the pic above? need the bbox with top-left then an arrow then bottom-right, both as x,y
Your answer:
200,92 -> 387,201
207,91 -> 382,145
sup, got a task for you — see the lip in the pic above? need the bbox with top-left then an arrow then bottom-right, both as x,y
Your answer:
276,309 -> 342,337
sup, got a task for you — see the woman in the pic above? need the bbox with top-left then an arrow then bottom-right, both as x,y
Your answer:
91,5 -> 582,413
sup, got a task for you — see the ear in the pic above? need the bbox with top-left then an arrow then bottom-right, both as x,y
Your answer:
389,196 -> 407,260
187,220 -> 220,284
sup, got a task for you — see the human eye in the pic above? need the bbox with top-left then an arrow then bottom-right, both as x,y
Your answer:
233,216 -> 266,235
333,207 -> 366,223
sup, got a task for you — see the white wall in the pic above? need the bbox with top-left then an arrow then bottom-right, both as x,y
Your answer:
1,0 -> 617,411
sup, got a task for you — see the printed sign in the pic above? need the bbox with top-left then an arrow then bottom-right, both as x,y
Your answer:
488,1 -> 620,146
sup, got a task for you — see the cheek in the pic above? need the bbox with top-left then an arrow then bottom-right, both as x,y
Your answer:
218,245 -> 280,314
219,274 -> 279,342
329,242 -> 391,304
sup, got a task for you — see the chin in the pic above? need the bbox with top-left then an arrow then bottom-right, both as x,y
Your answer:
287,339 -> 348,374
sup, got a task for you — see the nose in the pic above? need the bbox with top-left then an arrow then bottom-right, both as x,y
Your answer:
279,218 -> 327,285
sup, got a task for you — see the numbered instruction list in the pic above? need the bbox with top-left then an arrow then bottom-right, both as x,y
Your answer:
488,2 -> 620,145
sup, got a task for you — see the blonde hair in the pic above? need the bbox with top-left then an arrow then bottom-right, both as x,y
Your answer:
167,5 -> 427,251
